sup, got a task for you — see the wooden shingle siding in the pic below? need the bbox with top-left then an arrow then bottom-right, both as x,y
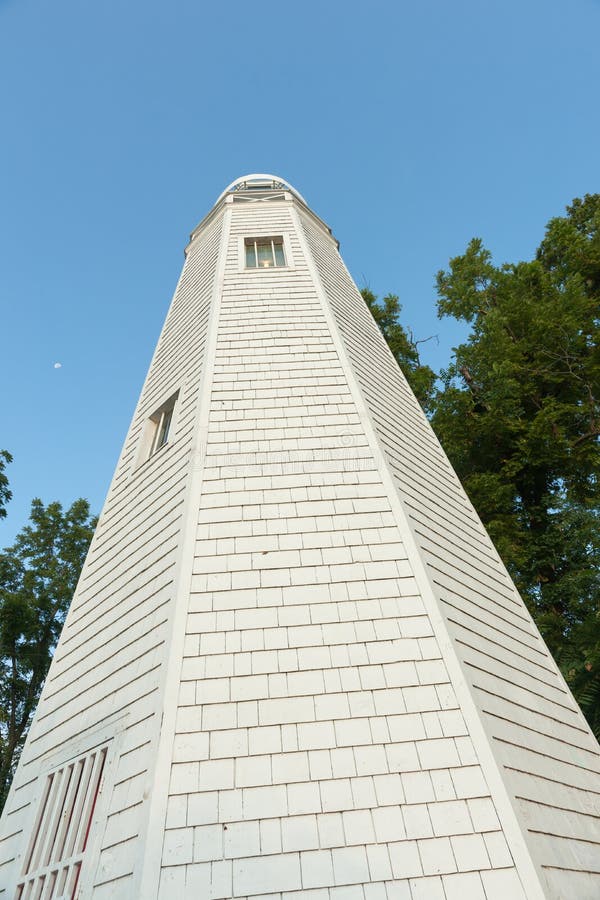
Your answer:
151,197 -> 531,900
299,210 -> 600,898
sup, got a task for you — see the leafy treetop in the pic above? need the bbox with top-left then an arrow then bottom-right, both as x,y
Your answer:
0,498 -> 97,810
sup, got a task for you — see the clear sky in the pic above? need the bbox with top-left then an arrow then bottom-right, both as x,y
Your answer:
1,0 -> 599,544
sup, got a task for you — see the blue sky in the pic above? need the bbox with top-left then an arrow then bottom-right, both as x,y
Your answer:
1,0 -> 599,543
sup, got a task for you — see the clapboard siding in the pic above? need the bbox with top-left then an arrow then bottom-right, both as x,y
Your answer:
46,614 -> 170,714
300,209 -> 600,897
57,569 -> 175,669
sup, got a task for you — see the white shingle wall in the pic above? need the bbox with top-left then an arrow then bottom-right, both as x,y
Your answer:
298,211 -> 600,899
0,218 -> 222,895
157,198 -> 529,899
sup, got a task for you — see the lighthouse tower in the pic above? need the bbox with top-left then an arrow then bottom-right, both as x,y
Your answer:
1,176 -> 599,900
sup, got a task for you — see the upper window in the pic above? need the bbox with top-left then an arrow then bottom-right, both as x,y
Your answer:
245,236 -> 286,269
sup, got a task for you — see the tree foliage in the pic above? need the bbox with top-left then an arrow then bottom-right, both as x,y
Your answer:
362,195 -> 600,737
0,451 -> 11,521
0,498 -> 97,810
431,194 -> 600,734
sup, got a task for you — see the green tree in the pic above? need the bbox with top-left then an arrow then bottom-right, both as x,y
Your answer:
361,288 -> 437,411
431,195 -> 600,734
0,451 -> 11,520
0,498 -> 97,810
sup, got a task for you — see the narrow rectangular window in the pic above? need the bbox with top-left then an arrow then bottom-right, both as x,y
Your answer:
148,392 -> 178,458
17,747 -> 107,900
244,236 -> 286,268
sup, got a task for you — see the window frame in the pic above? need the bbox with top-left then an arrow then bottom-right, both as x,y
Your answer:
244,236 -> 286,269
149,404 -> 174,456
135,390 -> 180,469
239,233 -> 293,272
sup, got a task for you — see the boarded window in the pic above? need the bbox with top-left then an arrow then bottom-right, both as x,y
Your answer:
17,746 -> 107,900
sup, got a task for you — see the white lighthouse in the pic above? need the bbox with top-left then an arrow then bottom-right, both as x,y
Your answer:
1,176 -> 599,899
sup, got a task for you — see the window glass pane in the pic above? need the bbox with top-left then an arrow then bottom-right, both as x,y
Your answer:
274,242 -> 285,266
245,243 -> 256,267
245,236 -> 285,269
157,408 -> 173,449
257,241 -> 273,267
146,392 -> 178,461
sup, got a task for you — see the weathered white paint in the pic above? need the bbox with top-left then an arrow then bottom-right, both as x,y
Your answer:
1,179 -> 598,900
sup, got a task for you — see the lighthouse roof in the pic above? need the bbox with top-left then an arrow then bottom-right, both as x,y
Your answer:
216,174 -> 307,206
